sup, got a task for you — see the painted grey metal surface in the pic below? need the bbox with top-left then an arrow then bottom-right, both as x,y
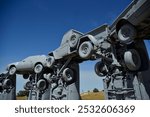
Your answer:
0,0 -> 150,100
51,30 -> 83,60
0,73 -> 16,100
50,62 -> 80,100
25,62 -> 80,100
110,0 -> 150,40
7,55 -> 55,75
137,61 -> 150,99
101,40 -> 149,100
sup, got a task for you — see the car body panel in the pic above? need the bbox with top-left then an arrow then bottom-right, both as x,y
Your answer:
110,0 -> 150,39
50,25 -> 109,60
85,24 -> 109,44
51,29 -> 83,59
7,55 -> 52,74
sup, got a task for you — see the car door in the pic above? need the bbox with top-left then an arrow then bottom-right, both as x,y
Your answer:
17,57 -> 33,72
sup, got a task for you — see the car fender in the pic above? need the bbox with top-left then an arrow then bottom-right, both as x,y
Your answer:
79,34 -> 98,47
116,18 -> 129,33
6,62 -> 19,71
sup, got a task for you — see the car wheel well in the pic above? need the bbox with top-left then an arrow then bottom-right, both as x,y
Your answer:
34,62 -> 44,74
78,37 -> 93,47
65,67 -> 76,85
9,65 -> 16,69
116,19 -> 133,33
35,62 -> 43,66
8,65 -> 17,75
80,37 -> 90,44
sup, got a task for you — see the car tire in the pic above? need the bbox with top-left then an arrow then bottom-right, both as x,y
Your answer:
24,81 -> 32,90
23,74 -> 29,79
3,79 -> 12,89
37,79 -> 47,91
118,23 -> 137,44
69,34 -> 78,48
95,61 -> 107,77
47,56 -> 55,67
34,63 -> 43,74
78,41 -> 93,59
9,66 -> 17,75
124,49 -> 141,71
62,68 -> 74,82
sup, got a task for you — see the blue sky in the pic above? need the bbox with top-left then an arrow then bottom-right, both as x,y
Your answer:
0,0 -> 149,93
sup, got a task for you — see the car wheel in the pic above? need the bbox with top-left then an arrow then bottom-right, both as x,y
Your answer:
118,23 -> 137,44
34,63 -> 43,74
62,68 -> 74,82
69,34 -> 78,48
24,81 -> 32,90
3,79 -> 12,89
124,49 -> 141,71
95,61 -> 107,77
78,41 -> 93,59
37,79 -> 47,91
9,66 -> 17,75
23,74 -> 29,79
47,56 -> 55,67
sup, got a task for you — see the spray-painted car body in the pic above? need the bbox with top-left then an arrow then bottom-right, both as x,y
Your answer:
110,0 -> 150,40
49,24 -> 109,60
50,29 -> 83,60
7,55 -> 55,75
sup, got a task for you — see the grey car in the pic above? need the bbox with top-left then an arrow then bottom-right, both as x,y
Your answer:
50,29 -> 83,60
110,0 -> 150,44
7,55 -> 55,76
50,24 -> 109,60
